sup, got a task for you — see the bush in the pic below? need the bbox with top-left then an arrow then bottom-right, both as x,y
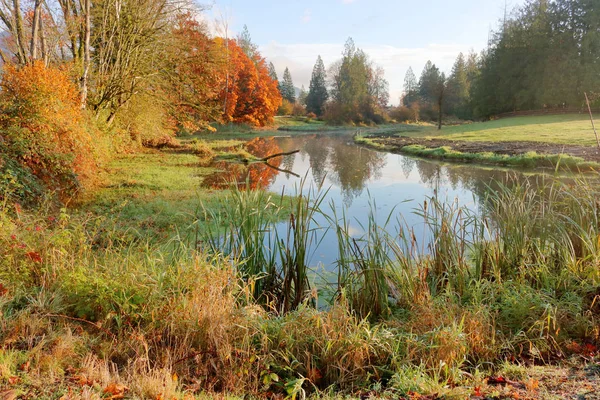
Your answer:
390,106 -> 417,123
115,93 -> 177,148
291,102 -> 306,116
0,62 -> 99,205
277,99 -> 293,116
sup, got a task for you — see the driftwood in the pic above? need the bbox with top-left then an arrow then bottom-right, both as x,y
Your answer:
584,92 -> 600,149
264,162 -> 300,178
258,149 -> 300,162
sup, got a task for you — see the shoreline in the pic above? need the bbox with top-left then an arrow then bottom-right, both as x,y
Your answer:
355,134 -> 600,171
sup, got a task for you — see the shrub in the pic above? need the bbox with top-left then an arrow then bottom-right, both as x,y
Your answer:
390,106 -> 415,122
277,99 -> 293,116
0,62 -> 99,204
291,102 -> 306,116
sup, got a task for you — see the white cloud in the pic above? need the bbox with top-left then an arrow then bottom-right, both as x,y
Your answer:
259,41 -> 476,105
301,9 -> 311,24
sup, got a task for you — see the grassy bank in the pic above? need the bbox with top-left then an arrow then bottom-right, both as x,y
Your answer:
2,169 -> 600,398
424,114 -> 597,145
355,114 -> 600,171
355,135 -> 600,171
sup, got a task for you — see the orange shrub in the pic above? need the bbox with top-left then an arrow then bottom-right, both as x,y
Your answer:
0,62 -> 98,204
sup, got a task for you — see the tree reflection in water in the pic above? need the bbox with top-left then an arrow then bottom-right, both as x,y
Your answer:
201,137 -> 285,190
200,134 -> 553,211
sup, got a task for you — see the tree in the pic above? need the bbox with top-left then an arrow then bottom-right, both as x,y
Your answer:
403,67 -> 418,106
268,62 -> 278,82
327,37 -> 388,124
306,55 -> 328,116
418,60 -> 446,127
446,53 -> 470,119
298,85 -> 307,106
280,67 -> 296,103
90,0 -> 177,124
216,38 -> 281,126
237,24 -> 258,60
162,12 -> 224,132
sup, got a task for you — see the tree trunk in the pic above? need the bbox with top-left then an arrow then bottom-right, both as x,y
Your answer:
13,0 -> 28,64
80,0 -> 91,108
30,0 -> 42,61
438,95 -> 443,130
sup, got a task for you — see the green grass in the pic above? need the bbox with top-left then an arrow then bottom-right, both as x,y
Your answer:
418,114 -> 598,145
78,149 -> 229,243
401,144 -> 600,170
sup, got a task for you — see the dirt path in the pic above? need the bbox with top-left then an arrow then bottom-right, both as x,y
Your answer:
367,135 -> 600,163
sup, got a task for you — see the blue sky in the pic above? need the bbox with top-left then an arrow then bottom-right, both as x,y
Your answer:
206,0 -> 524,104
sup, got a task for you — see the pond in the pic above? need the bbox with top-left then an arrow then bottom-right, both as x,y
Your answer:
202,133 -> 560,273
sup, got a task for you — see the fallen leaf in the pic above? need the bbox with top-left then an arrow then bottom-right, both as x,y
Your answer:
103,383 -> 128,399
7,376 -> 20,385
18,361 -> 30,372
0,284 -> 7,297
487,376 -> 508,385
25,251 -> 42,263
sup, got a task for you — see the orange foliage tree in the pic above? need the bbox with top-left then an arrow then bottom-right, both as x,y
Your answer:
0,62 -> 97,203
215,39 -> 281,127
163,13 -> 224,132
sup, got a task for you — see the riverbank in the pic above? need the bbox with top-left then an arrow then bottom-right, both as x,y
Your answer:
2,126 -> 600,399
355,114 -> 600,171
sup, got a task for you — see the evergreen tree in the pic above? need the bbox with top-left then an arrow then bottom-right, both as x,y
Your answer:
418,61 -> 442,105
237,25 -> 258,60
403,67 -> 418,106
446,53 -> 470,118
306,55 -> 329,116
298,85 -> 308,106
280,67 -> 296,103
268,62 -> 278,83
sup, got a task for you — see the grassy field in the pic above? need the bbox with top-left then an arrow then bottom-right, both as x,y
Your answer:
418,114 -> 598,145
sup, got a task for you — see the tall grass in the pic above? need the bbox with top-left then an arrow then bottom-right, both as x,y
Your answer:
2,176 -> 600,397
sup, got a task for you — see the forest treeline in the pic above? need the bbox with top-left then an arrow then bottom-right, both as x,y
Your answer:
395,0 -> 600,124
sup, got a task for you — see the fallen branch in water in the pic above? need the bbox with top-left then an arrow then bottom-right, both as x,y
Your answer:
264,161 -> 301,177
258,149 -> 300,162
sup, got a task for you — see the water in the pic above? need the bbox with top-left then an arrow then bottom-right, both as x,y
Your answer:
202,133 -> 557,272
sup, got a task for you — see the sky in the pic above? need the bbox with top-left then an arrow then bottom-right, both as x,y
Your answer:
206,0 -> 525,105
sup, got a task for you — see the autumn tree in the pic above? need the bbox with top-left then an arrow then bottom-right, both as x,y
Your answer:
306,55 -> 328,116
162,13 -> 224,133
216,39 -> 281,126
90,0 -> 178,124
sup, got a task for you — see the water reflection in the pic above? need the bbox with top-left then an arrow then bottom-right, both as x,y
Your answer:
201,137 -> 284,190
204,134 -> 388,203
201,133 -> 565,272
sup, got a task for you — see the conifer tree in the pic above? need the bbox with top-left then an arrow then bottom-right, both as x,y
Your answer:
237,25 -> 258,60
268,62 -> 278,83
280,67 -> 296,103
403,67 -> 418,106
306,55 -> 328,116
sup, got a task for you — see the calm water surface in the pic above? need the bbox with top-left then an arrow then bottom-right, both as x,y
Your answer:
202,133 -> 557,271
